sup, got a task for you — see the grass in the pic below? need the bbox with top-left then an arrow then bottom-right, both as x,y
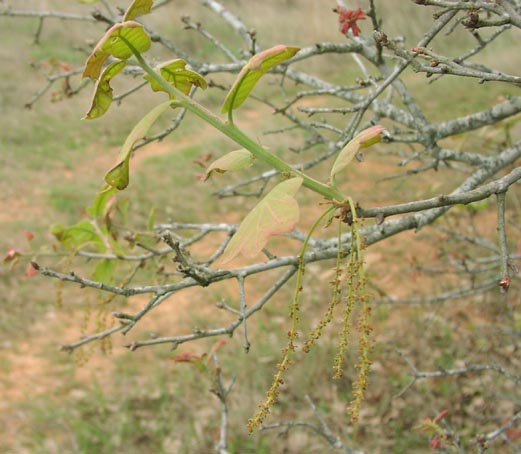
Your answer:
1,1 -> 520,453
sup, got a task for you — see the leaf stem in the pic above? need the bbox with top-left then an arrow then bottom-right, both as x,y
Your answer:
127,41 -> 346,202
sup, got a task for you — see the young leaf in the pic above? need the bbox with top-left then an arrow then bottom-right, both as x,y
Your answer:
83,21 -> 151,80
221,45 -> 300,114
147,207 -> 157,231
86,185 -> 118,218
51,220 -> 105,251
84,61 -> 126,119
24,262 -> 38,278
218,177 -> 303,265
144,59 -> 208,98
3,247 -> 21,263
204,149 -> 255,181
123,0 -> 154,21
329,125 -> 386,182
92,258 -> 116,284
105,100 -> 174,190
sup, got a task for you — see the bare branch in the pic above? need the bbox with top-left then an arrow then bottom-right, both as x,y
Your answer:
496,192 -> 511,293
261,396 -> 363,454
198,0 -> 256,53
0,9 -> 96,22
61,323 -> 127,353
358,165 -> 521,220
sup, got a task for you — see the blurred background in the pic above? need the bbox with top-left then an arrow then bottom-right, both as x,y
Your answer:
1,1 -> 520,452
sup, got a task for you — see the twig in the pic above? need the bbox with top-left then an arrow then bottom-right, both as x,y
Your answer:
261,395 -> 363,453
25,67 -> 84,109
496,192 -> 510,293
358,165 -> 521,220
0,9 -> 96,22
396,349 -> 521,398
482,410 -> 521,442
198,0 -> 257,53
211,353 -> 235,454
123,267 -> 297,351
237,274 -> 250,352
181,15 -> 238,62
60,323 -> 127,353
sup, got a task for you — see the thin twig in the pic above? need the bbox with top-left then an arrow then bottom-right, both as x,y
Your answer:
496,192 -> 510,293
237,274 -> 250,352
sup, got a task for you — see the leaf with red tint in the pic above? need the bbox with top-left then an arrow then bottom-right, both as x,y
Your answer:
222,45 -> 300,114
24,262 -> 38,278
217,177 -> 303,265
172,352 -> 207,363
330,125 -> 385,183
433,409 -> 449,423
499,275 -> 510,292
193,153 -> 213,169
335,7 -> 366,36
209,339 -> 227,356
506,426 -> 521,441
3,247 -> 20,262
24,231 -> 34,242
83,21 -> 150,80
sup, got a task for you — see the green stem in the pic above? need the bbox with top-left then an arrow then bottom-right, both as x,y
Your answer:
129,45 -> 346,202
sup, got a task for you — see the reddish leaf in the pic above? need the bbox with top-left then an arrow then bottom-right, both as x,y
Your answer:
209,339 -> 227,356
193,153 -> 213,169
430,435 -> 442,450
172,352 -> 207,363
24,231 -> 35,242
3,247 -> 20,262
499,275 -> 510,292
506,426 -> 521,441
433,409 -> 449,423
335,7 -> 367,36
24,262 -> 38,278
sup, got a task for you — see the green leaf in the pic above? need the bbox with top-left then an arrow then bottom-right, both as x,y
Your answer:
86,186 -> 118,218
221,45 -> 300,114
329,125 -> 386,182
147,207 -> 156,231
105,100 -> 174,190
51,220 -> 104,251
123,0 -> 154,21
218,177 -> 303,265
83,21 -> 151,80
84,60 -> 126,119
204,149 -> 255,181
92,258 -> 116,284
144,59 -> 208,98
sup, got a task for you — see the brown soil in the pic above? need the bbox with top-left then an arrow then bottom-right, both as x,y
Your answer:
1,111 -> 511,453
